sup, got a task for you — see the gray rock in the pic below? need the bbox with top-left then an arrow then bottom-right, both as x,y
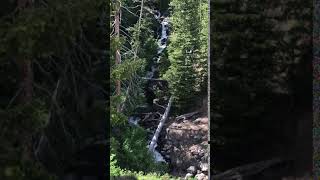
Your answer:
198,150 -> 205,157
201,155 -> 208,161
200,163 -> 208,172
195,173 -> 206,180
166,128 -> 170,133
194,119 -> 201,124
187,166 -> 197,174
184,173 -> 194,180
164,145 -> 171,150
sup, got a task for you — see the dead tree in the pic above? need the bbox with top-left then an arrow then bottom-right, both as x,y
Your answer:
149,96 -> 173,153
115,0 -> 121,111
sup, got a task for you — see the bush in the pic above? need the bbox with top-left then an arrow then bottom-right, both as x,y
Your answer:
111,125 -> 169,174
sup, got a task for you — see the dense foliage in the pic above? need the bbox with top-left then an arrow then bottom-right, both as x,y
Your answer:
211,0 -> 312,173
110,0 -> 170,177
0,0 -> 106,179
163,0 -> 208,113
110,0 -> 209,178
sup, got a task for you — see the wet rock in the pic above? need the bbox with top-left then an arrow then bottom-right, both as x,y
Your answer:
184,173 -> 194,180
187,166 -> 197,174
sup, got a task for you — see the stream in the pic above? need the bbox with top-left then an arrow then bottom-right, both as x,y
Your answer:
128,10 -> 170,163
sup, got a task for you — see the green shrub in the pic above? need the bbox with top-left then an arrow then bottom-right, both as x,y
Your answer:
111,125 -> 169,174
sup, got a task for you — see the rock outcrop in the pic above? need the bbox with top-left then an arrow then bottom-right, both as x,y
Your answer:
157,112 -> 208,179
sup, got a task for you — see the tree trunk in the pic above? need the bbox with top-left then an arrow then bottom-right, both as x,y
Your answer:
115,1 -> 121,112
149,96 -> 173,152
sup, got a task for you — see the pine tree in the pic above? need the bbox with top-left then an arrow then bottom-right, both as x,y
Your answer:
164,0 -> 206,112
211,0 -> 313,172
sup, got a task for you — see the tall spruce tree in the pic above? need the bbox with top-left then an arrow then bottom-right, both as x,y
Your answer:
164,0 -> 207,112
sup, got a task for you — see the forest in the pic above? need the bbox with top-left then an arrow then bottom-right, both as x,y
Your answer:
0,0 -> 317,180
211,0 -> 313,179
0,0 -> 106,179
110,0 -> 208,179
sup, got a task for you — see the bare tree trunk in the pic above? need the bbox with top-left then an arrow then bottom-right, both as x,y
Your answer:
120,0 -> 145,113
149,96 -> 173,152
133,0 -> 144,60
115,1 -> 121,112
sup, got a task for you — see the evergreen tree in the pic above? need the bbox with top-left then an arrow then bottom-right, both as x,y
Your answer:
211,0 -> 312,172
164,0 -> 207,112
0,0 -> 106,178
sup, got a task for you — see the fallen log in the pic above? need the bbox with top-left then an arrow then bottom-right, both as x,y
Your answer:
148,96 -> 173,153
141,77 -> 168,82
175,111 -> 199,121
212,158 -> 284,180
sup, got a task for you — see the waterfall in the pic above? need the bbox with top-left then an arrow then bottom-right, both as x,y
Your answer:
157,16 -> 169,54
149,10 -> 170,163
128,10 -> 170,163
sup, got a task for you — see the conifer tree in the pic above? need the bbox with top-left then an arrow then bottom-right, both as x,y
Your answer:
164,0 -> 206,112
211,0 -> 312,172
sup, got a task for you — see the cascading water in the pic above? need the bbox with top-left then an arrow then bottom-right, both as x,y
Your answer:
148,10 -> 170,163
157,17 -> 169,54
128,10 -> 170,163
